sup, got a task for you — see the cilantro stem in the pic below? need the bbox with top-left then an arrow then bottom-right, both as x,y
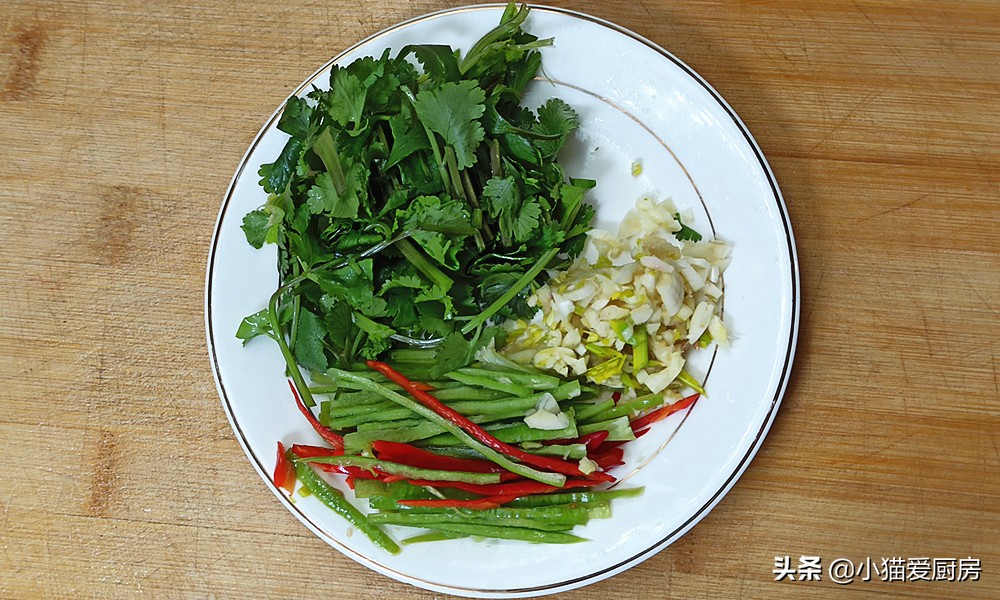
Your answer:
396,238 -> 454,291
267,277 -> 316,407
460,246 -> 558,334
460,168 -> 491,247
459,3 -> 529,75
443,147 -> 466,202
313,128 -> 348,196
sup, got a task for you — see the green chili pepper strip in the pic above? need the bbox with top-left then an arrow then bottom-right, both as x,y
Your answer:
389,521 -> 587,544
402,531 -> 469,544
292,460 -> 400,554
505,487 -> 644,508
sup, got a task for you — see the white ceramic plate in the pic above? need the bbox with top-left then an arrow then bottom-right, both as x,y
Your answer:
206,4 -> 798,597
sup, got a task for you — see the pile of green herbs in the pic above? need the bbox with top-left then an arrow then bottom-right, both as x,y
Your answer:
236,3 -> 597,400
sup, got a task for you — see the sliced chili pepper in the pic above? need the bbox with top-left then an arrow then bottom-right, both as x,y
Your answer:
611,391 -> 622,404
272,441 -> 296,494
397,478 -> 603,497
590,447 -> 625,469
631,393 -> 699,435
372,440 -> 504,474
576,430 -> 609,451
290,444 -> 343,459
288,380 -> 345,451
366,361 -> 588,478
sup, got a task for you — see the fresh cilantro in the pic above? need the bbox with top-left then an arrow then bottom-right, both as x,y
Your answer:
306,171 -> 361,219
327,70 -> 367,131
674,213 -> 703,242
277,96 -> 314,138
235,308 -> 273,344
512,197 -> 541,242
293,308 -> 329,373
237,3 -> 597,374
533,99 -> 580,158
386,110 -> 431,168
402,44 -> 461,84
353,312 -> 395,359
240,208 -> 272,249
481,177 -> 541,244
258,137 -> 302,195
414,80 -> 486,170
398,195 -> 472,270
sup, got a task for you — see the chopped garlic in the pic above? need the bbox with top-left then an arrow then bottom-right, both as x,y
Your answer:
502,196 -> 730,396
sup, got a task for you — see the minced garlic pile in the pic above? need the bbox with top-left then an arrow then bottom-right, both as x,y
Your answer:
502,196 -> 730,396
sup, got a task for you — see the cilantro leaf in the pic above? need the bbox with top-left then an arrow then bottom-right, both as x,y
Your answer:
293,308 -> 329,372
399,195 -> 472,269
533,98 -> 580,158
674,213 -> 703,242
414,80 -> 486,170
306,171 -> 359,218
479,271 -> 533,319
512,197 -> 541,242
353,312 -> 395,359
327,69 -> 367,131
313,259 -> 387,317
241,193 -> 288,248
386,110 -> 431,168
379,274 -> 424,294
322,301 -> 356,362
308,129 -> 367,219
235,309 -> 273,344
401,44 -> 460,84
277,96 -> 313,138
258,137 -> 302,194
429,327 -> 505,377
240,208 -> 272,249
482,176 -> 538,243
538,221 -> 566,250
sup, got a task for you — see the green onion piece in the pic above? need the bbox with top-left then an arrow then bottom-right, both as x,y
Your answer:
677,369 -> 707,396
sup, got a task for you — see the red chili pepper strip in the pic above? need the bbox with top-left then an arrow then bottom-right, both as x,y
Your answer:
631,393 -> 699,435
577,430 -> 610,451
311,462 -> 383,480
288,380 -> 345,451
366,361 -> 587,478
272,442 -> 296,493
409,381 -> 435,392
372,440 -> 504,474
397,498 -> 503,510
397,478 -> 602,497
290,444 -> 343,459
591,447 -> 625,469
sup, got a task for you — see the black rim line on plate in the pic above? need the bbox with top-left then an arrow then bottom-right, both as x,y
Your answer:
204,3 -> 799,596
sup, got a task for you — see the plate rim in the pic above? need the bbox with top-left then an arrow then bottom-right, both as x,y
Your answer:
204,3 -> 800,596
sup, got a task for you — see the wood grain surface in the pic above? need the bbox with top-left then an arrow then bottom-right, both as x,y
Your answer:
1,1 -> 998,598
